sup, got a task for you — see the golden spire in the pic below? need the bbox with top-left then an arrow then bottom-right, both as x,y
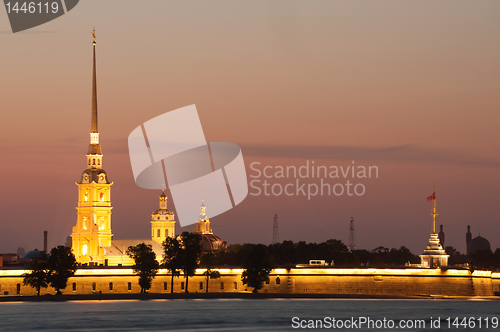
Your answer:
431,187 -> 438,234
91,28 -> 98,134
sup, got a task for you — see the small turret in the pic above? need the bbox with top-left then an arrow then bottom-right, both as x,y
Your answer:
466,225 -> 472,254
438,224 -> 445,248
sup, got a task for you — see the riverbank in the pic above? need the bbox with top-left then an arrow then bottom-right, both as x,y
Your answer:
1,292 -> 499,302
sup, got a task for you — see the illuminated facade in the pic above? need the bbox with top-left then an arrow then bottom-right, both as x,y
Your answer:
151,191 -> 176,244
71,34 -> 113,264
1,267 -> 498,296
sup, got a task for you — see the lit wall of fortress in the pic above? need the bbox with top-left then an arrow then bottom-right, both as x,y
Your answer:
1,268 -> 499,297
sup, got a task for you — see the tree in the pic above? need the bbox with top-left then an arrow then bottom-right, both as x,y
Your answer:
47,246 -> 77,295
179,232 -> 202,293
127,242 -> 160,293
242,244 -> 274,293
22,251 -> 49,296
162,237 -> 182,293
200,251 -> 220,293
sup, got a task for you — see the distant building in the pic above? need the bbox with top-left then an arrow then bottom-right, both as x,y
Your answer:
466,226 -> 492,255
466,225 -> 472,253
194,200 -> 225,252
438,225 -> 445,248
16,247 -> 25,257
65,236 -> 72,248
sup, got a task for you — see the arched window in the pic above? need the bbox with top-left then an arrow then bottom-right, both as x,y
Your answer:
276,277 -> 281,285
181,282 -> 184,290
109,282 -> 113,291
163,282 -> 167,291
98,159 -> 100,165
100,192 -> 105,201
16,283 -> 21,294
234,282 -> 237,290
72,283 -> 77,291
88,158 -> 91,165
93,159 -> 96,165
199,282 -> 203,290
265,278 -> 270,285
128,282 -> 132,291
220,282 -> 224,290
92,282 -> 96,291
157,229 -> 161,237
165,229 -> 168,237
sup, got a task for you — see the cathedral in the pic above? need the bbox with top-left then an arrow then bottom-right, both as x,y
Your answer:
70,33 -> 168,266
70,33 -> 223,266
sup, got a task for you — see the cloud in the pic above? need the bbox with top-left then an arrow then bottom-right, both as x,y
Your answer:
241,144 -> 500,167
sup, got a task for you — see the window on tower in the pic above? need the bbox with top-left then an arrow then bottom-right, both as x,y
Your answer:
98,159 -> 100,165
157,229 -> 160,237
100,192 -> 105,201
165,229 -> 168,237
82,244 -> 88,256
93,159 -> 96,165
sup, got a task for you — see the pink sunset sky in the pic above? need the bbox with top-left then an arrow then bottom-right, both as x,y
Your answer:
1,1 -> 499,254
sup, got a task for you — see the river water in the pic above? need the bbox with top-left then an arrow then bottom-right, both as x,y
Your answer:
0,299 -> 499,331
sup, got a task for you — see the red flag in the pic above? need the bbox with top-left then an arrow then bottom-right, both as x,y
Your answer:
427,191 -> 436,201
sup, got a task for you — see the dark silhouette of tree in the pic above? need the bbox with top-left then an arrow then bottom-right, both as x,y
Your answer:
47,246 -> 77,295
162,237 -> 182,293
386,246 -> 419,266
470,249 -> 498,271
127,242 -> 160,293
22,251 -> 49,296
179,232 -> 202,293
200,251 -> 220,293
242,244 -> 274,293
221,240 -> 423,269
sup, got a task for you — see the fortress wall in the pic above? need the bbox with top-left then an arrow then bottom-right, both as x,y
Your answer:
0,268 -> 495,297
491,273 -> 500,294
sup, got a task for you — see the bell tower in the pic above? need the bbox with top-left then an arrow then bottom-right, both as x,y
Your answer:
195,200 -> 212,234
71,30 -> 113,264
151,190 -> 176,244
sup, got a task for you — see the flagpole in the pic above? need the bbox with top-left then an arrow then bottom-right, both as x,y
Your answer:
432,187 -> 437,234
